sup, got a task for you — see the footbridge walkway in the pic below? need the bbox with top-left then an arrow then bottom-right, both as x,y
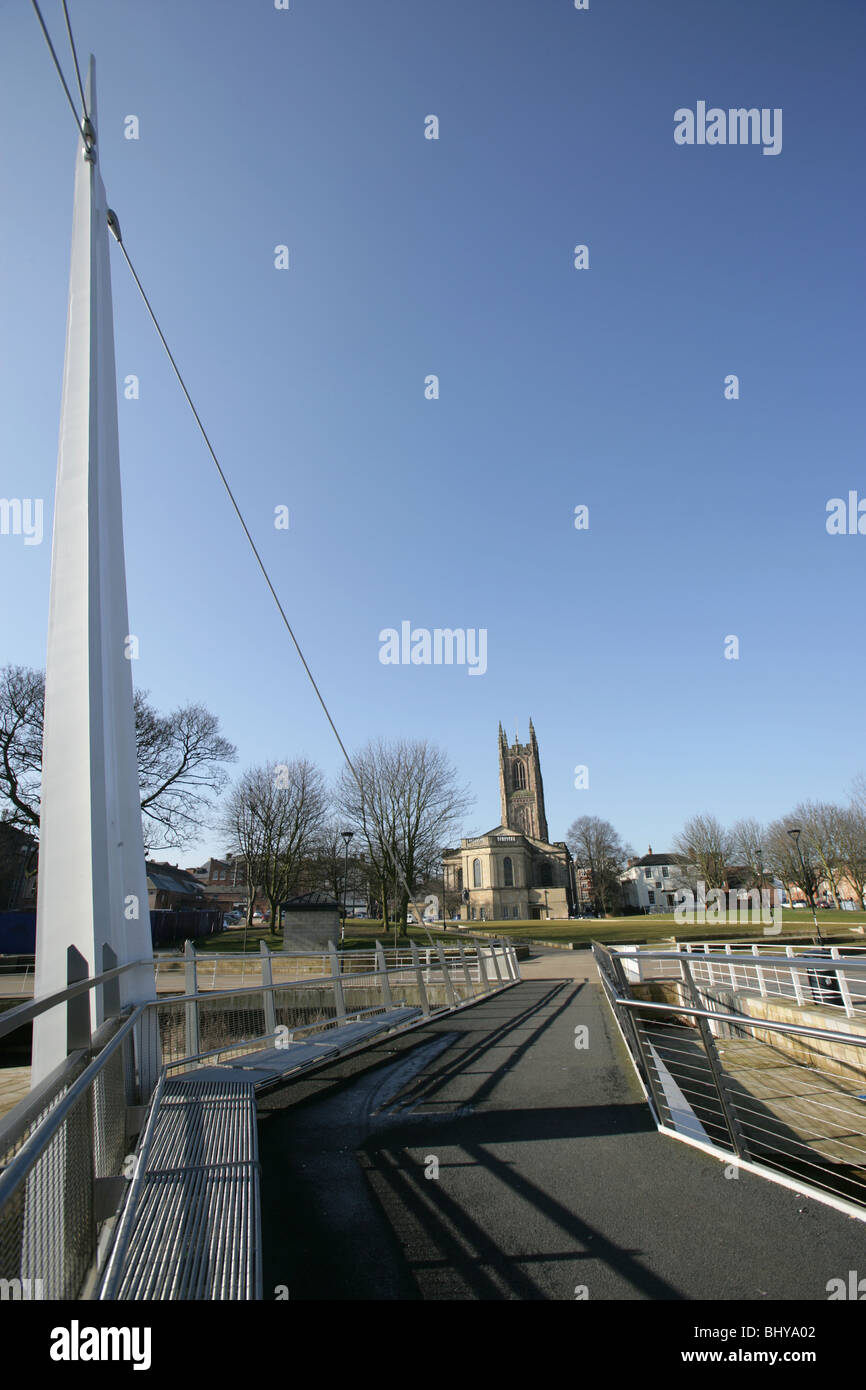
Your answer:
2,938 -> 865,1301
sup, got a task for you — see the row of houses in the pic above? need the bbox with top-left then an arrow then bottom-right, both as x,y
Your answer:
620,847 -> 865,913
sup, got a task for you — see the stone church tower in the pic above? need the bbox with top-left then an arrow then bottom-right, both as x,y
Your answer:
498,720 -> 549,842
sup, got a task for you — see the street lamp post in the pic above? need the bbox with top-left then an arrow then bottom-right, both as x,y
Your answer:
756,847 -> 764,922
787,826 -> 822,945
340,830 -> 354,944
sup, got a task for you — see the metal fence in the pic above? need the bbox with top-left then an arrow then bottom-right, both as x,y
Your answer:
643,941 -> 866,1019
0,935 -> 518,1298
594,942 -> 866,1220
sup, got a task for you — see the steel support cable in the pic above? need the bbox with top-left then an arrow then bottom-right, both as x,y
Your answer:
61,0 -> 87,118
29,0 -> 89,144
111,233 -> 437,943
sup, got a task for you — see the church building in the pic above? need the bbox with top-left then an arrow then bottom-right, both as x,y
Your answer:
443,721 -> 576,922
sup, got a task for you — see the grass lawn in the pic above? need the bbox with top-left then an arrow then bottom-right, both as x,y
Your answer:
170,911 -> 866,957
468,910 -> 866,948
181,921 -> 437,955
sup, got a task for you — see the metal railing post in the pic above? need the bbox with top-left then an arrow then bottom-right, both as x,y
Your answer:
488,940 -> 504,987
436,943 -> 457,1008
375,941 -> 393,1007
101,943 -> 121,1021
831,949 -> 856,1019
260,940 -> 276,1038
752,943 -> 768,999
787,945 -> 806,1005
67,945 -> 91,1054
184,940 -> 200,1059
328,942 -> 346,1021
410,941 -> 431,1015
475,942 -> 489,991
456,938 -> 473,996
681,958 -> 749,1159
606,950 -> 667,1123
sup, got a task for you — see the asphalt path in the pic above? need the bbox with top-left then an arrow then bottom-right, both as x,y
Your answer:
257,951 -> 866,1300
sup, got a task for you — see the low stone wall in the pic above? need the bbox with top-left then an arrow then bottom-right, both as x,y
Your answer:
631,979 -> 695,1027
630,979 -> 866,1084
709,988 -> 866,1083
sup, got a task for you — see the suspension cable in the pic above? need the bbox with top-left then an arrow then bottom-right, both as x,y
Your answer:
110,229 -> 438,942
61,0 -> 88,119
30,0 -> 86,143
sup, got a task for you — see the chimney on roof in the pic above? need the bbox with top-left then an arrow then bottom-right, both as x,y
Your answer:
647,846 -> 652,855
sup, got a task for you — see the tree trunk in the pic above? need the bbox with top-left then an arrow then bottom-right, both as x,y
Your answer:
380,873 -> 389,932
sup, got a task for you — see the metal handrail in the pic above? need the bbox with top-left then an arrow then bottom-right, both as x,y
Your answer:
600,983 -> 866,1049
150,954 -> 503,1006
0,1004 -> 146,1210
0,957 -> 152,1041
615,947 -> 866,971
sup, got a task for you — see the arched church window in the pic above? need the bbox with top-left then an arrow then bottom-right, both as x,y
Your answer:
512,760 -> 526,791
473,858 -> 482,888
503,856 -> 514,887
537,862 -> 552,888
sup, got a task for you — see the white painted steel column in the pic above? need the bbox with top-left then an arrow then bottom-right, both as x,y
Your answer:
32,59 -> 155,1089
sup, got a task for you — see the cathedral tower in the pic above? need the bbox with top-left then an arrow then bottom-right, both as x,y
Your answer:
498,719 -> 550,842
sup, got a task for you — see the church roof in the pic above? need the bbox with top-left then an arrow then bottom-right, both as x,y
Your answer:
450,825 -> 568,854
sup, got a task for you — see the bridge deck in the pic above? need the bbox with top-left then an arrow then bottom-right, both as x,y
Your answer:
256,953 -> 866,1300
103,1077 -> 261,1300
177,1008 -> 424,1088
101,1006 -> 425,1299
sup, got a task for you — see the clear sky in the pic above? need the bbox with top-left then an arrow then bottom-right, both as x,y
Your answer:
1,0 -> 864,864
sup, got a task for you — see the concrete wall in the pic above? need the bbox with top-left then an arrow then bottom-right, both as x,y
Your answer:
631,979 -> 866,1084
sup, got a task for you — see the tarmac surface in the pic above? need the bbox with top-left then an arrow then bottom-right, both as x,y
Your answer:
258,950 -> 866,1300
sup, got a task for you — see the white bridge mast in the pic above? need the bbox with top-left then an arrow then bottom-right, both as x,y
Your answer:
32,57 -> 155,1087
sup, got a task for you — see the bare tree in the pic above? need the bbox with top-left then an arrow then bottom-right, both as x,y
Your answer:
296,818 -> 351,904
0,664 -> 236,851
835,804 -> 866,908
0,666 -> 43,829
336,739 -> 473,933
137,699 -> 237,851
792,801 -> 846,907
729,817 -> 768,889
673,814 -> 732,891
565,816 -> 627,916
222,759 -> 328,931
764,817 -> 822,906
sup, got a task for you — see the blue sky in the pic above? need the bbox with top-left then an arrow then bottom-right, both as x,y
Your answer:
1,0 -> 864,863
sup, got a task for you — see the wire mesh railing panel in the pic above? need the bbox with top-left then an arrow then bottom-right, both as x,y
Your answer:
92,1040 -> 128,1181
8,1085 -> 96,1300
154,999 -> 188,1067
197,993 -> 267,1056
